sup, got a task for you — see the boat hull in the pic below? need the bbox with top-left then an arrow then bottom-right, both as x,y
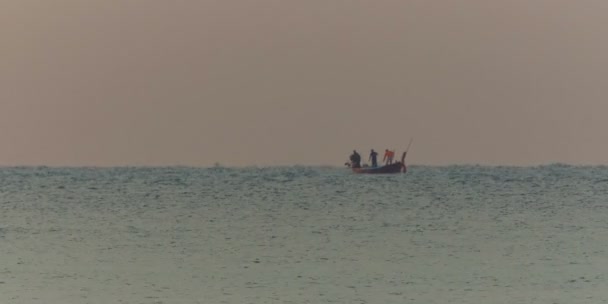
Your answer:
352,162 -> 406,174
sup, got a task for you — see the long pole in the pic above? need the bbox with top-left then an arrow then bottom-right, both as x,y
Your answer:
405,138 -> 413,152
400,138 -> 414,166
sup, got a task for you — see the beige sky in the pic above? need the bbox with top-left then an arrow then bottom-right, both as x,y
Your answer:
2,0 -> 608,166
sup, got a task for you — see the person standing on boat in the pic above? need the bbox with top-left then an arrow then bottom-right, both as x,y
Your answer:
350,150 -> 361,168
383,149 -> 395,165
369,149 -> 378,167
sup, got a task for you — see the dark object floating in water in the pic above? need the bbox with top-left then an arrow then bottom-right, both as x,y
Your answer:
347,151 -> 408,174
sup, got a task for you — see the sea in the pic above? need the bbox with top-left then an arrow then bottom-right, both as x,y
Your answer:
1,165 -> 607,304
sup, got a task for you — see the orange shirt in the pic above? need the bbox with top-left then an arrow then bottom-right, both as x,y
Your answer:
383,150 -> 395,161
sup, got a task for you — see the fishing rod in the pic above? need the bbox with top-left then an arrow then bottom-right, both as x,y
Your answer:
405,138 -> 413,153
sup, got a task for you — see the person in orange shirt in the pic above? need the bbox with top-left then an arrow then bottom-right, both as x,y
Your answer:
383,149 -> 395,165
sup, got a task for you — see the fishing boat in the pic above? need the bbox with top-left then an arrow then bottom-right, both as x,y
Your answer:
346,139 -> 412,174
351,151 -> 407,174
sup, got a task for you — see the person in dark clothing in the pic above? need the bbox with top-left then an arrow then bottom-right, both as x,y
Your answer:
349,150 -> 361,168
369,149 -> 378,167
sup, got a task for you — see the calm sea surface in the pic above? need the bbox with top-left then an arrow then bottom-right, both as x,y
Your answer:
1,165 -> 608,303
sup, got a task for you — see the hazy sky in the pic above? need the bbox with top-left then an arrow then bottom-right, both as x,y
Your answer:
2,0 -> 608,166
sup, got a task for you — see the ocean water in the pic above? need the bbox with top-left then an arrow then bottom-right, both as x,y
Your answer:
1,165 -> 608,303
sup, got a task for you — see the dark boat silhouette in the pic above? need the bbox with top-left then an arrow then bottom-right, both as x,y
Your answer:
349,152 -> 407,174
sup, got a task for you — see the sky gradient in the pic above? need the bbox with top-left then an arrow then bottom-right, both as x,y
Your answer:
2,0 -> 608,166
